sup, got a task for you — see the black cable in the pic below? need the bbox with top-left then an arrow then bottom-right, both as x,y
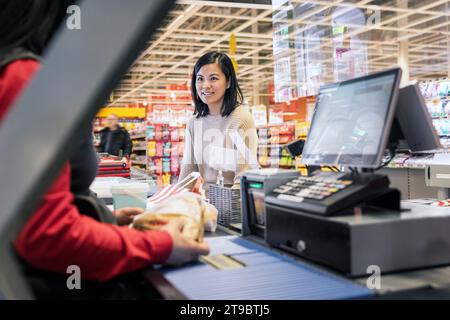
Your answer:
376,148 -> 396,170
348,166 -> 358,174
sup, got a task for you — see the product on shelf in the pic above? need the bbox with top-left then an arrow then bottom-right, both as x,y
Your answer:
178,142 -> 184,156
156,141 -> 164,157
155,158 -> 163,175
162,125 -> 170,140
295,121 -> 310,138
162,173 -> 171,186
147,125 -> 155,140
258,155 -> 269,167
163,142 -> 172,157
179,128 -> 186,141
256,123 -> 296,169
148,141 -> 156,157
162,158 -> 171,173
148,158 -> 156,172
171,156 -> 180,174
270,146 -> 280,157
170,127 -> 180,141
155,124 -> 163,140
171,107 -> 189,124
171,142 -> 179,157
129,123 -> 147,137
147,122 -> 185,181
419,79 -> 450,149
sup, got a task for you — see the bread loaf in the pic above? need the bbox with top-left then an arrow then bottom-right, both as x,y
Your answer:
132,192 -> 205,241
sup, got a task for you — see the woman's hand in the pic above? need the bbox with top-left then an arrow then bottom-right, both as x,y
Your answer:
114,207 -> 144,226
160,218 -> 210,266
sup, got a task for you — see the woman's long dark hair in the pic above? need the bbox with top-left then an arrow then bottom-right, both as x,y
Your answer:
191,51 -> 244,118
0,0 -> 76,55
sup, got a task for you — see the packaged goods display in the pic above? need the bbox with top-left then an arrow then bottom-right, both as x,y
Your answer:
419,80 -> 450,149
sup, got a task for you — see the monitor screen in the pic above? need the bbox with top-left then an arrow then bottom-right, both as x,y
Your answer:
395,84 -> 442,152
301,68 -> 401,168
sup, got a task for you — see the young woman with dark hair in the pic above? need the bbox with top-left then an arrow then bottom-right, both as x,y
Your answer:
0,0 -> 208,298
179,51 -> 258,193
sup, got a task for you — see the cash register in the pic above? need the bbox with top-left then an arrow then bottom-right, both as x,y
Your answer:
242,68 -> 450,277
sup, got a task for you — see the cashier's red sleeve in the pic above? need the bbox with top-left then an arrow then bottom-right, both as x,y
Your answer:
14,164 -> 173,281
0,59 -> 41,119
1,60 -> 173,281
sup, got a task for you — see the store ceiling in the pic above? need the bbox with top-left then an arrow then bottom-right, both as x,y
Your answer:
107,0 -> 450,108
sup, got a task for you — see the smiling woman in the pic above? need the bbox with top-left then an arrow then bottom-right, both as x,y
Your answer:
195,63 -> 230,116
191,51 -> 243,118
179,51 -> 259,193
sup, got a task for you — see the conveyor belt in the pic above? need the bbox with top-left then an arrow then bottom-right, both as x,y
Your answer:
163,236 -> 375,300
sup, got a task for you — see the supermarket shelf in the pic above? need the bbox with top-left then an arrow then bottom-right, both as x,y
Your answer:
131,134 -> 147,140
148,155 -> 182,158
256,123 -> 295,129
133,147 -> 147,151
149,122 -> 187,127
260,164 -> 295,169
148,139 -> 184,142
147,172 -> 178,176
259,155 -> 294,159
131,160 -> 147,166
431,115 -> 450,120
425,97 -> 450,101
258,144 -> 287,148
257,133 -> 295,137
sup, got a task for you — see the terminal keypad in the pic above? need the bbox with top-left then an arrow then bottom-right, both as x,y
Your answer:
273,177 -> 352,201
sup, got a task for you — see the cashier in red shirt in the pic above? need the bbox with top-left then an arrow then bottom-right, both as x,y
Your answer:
0,0 -> 208,295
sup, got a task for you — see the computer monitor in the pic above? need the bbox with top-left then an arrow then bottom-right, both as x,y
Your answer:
301,68 -> 402,168
390,84 -> 442,153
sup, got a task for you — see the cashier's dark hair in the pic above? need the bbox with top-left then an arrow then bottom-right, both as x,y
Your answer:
191,51 -> 244,118
0,0 -> 76,56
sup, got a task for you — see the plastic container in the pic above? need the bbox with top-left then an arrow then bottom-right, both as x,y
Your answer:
111,183 -> 150,210
90,177 -> 131,198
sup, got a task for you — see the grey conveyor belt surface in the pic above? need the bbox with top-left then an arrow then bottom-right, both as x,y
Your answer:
162,236 -> 374,300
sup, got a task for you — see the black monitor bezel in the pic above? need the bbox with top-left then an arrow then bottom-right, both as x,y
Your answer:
396,84 -> 442,153
301,68 -> 402,168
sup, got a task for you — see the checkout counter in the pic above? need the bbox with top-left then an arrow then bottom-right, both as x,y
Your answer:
157,188 -> 450,299
121,69 -> 450,300
156,179 -> 450,300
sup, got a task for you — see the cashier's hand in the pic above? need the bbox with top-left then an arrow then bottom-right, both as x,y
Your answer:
114,207 -> 144,226
161,218 -> 210,266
